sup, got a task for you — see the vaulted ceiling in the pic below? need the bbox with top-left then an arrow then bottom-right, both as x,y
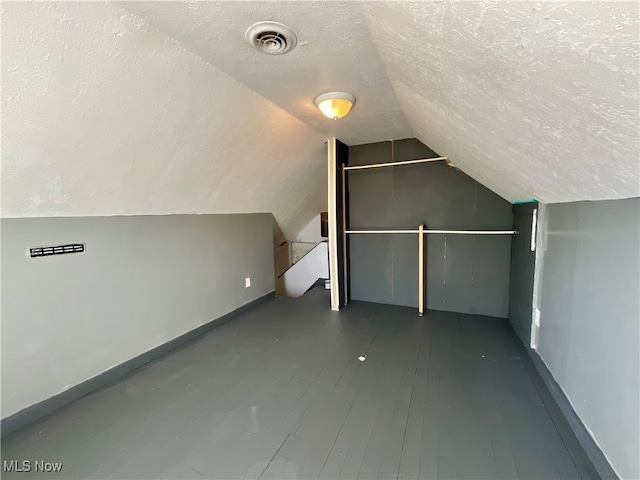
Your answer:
2,2 -> 638,239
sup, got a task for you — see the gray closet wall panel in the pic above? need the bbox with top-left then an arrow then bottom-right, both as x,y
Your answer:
426,236 -> 447,310
348,138 -> 513,317
443,173 -> 478,228
348,169 -> 392,229
392,138 -> 438,161
391,163 -> 450,228
471,235 -> 512,317
474,187 -> 515,229
349,141 -> 392,166
442,234 -> 475,313
348,235 -> 394,305
390,234 -> 419,307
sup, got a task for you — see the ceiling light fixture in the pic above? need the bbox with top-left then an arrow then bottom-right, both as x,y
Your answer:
314,92 -> 356,120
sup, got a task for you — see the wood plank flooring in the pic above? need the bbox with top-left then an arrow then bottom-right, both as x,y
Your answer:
1,287 -> 598,479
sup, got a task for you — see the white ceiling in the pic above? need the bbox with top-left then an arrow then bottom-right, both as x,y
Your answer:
2,1 -> 638,236
122,1 -> 412,145
363,2 -> 640,203
1,2 -> 327,240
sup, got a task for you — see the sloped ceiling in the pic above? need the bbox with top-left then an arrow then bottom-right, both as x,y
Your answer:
121,1 -> 412,144
2,2 -> 638,238
1,2 -> 328,240
363,2 -> 640,203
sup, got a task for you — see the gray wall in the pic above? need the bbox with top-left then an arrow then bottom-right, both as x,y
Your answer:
537,198 -> 639,479
348,139 -> 513,317
1,214 -> 274,419
508,202 -> 538,345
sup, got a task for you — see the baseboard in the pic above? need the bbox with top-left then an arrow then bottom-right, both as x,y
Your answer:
1,290 -> 275,437
526,349 -> 618,480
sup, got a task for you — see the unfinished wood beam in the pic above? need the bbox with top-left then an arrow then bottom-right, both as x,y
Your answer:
419,224 -> 424,317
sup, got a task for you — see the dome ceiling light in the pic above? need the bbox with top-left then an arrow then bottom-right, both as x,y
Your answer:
314,92 -> 356,120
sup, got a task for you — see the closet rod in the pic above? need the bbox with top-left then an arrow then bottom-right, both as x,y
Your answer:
343,157 -> 448,171
346,230 -> 517,235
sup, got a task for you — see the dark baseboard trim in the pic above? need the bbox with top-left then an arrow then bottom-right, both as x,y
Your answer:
1,290 -> 275,437
526,349 -> 618,480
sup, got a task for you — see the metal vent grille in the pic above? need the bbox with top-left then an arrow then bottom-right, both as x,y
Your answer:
30,243 -> 85,258
246,21 -> 297,55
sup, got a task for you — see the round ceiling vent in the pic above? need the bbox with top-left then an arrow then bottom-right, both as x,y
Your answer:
245,21 -> 297,55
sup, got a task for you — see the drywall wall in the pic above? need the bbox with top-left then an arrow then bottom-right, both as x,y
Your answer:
508,202 -> 538,345
537,198 -> 640,479
291,242 -> 315,265
1,2 -> 326,241
295,214 -> 327,244
277,242 -> 329,298
1,214 -> 274,419
348,139 -> 513,317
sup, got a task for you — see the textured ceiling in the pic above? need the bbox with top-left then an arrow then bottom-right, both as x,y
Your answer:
1,2 -> 327,240
122,1 -> 412,145
2,1 -> 638,235
363,2 -> 640,203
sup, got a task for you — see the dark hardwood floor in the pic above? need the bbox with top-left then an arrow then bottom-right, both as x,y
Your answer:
1,287 -> 598,479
